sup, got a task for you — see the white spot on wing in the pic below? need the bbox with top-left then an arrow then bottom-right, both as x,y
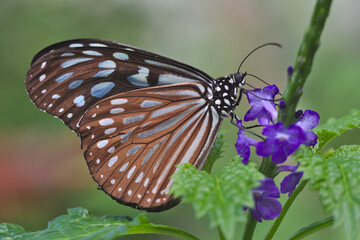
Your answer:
123,114 -> 145,125
61,52 -> 75,57
127,67 -> 149,86
99,118 -> 114,126
140,100 -> 162,108
52,94 -> 60,99
98,60 -> 116,68
55,72 -> 73,83
113,52 -> 129,60
105,128 -> 116,135
111,99 -> 128,105
83,50 -> 102,56
73,95 -> 85,107
108,156 -> 118,167
135,172 -> 144,183
69,43 -> 84,48
144,178 -> 149,187
97,140 -> 109,148
39,74 -> 46,81
119,162 -> 129,172
89,43 -> 108,47
91,82 -> 115,98
93,69 -> 115,78
61,58 -> 92,68
110,108 -> 124,114
127,165 -> 136,179
107,146 -> 115,153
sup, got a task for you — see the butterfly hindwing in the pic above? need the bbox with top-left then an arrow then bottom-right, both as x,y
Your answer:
25,38 -> 214,132
79,82 -> 222,211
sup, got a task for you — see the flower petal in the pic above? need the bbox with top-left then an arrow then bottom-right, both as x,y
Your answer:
280,171 -> 303,196
244,85 -> 279,125
249,208 -> 263,223
235,120 -> 259,163
256,196 -> 282,221
296,110 -> 320,132
253,177 -> 280,198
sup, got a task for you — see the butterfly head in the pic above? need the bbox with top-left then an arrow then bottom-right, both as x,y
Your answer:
232,71 -> 247,87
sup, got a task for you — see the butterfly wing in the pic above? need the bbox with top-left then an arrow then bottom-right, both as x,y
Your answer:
78,82 -> 222,211
26,38 -> 214,132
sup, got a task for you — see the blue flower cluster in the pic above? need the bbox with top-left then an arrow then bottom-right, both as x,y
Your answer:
235,84 -> 319,222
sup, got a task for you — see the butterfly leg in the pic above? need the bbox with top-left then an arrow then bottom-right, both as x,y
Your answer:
230,112 -> 240,127
234,88 -> 244,108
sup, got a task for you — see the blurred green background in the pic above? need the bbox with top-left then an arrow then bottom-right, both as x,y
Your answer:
0,0 -> 359,239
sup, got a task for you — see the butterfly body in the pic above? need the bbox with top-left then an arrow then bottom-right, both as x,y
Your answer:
26,39 -> 246,211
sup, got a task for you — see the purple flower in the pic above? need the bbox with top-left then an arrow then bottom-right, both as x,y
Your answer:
256,123 -> 306,164
249,177 -> 282,222
277,163 -> 303,196
295,110 -> 320,146
244,85 -> 279,125
279,100 -> 286,110
287,66 -> 293,76
235,120 -> 259,163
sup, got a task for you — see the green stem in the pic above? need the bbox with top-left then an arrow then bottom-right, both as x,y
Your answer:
288,216 -> 334,240
218,226 -> 226,240
280,0 -> 333,126
242,211 -> 258,240
264,180 -> 309,240
127,224 -> 200,240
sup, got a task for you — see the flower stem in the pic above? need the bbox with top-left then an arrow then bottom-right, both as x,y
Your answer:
218,226 -> 226,240
288,216 -> 334,240
242,211 -> 258,240
280,0 -> 333,126
264,180 -> 309,240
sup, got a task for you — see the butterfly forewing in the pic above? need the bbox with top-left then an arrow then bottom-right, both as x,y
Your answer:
79,82 -> 221,211
26,38 -> 214,132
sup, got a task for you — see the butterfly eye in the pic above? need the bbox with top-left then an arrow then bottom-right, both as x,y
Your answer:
25,38 -> 241,211
241,76 -> 246,86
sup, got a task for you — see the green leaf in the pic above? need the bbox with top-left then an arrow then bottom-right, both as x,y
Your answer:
315,109 -> 360,149
203,130 -> 226,173
0,208 -> 199,240
171,157 -> 264,240
297,145 -> 360,239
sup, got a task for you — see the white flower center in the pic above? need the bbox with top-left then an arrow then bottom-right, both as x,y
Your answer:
276,132 -> 289,141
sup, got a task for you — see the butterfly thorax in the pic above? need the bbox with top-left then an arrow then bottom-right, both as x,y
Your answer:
212,72 -> 246,117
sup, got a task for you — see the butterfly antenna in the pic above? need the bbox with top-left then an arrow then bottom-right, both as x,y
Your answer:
237,42 -> 282,72
246,73 -> 270,86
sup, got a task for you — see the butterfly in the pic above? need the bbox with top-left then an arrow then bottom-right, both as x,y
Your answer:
25,38 -> 248,212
